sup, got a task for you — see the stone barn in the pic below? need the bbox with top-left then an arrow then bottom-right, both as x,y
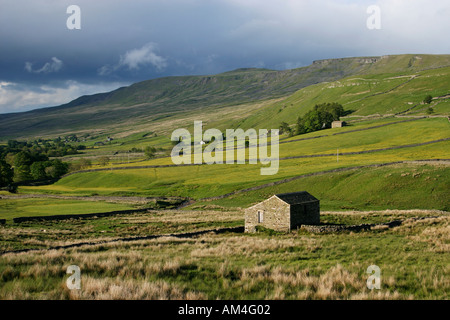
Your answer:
245,191 -> 320,233
331,121 -> 346,128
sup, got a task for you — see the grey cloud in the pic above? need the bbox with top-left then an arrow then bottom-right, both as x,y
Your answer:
0,0 -> 449,113
24,57 -> 63,74
98,43 -> 167,76
120,43 -> 167,71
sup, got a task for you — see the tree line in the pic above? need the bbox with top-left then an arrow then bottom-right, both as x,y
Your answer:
0,138 -> 86,190
279,102 -> 345,137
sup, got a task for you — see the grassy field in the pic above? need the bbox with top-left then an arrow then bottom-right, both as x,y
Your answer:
18,116 -> 450,201
0,198 -> 138,220
0,209 -> 448,299
82,116 -> 449,167
193,163 -> 450,211
20,140 -> 450,200
0,210 -> 243,252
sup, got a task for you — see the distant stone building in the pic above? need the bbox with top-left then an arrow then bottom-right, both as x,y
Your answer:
331,121 -> 346,128
245,191 -> 320,233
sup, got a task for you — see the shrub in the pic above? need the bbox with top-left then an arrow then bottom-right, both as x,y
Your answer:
0,160 -> 14,187
30,162 -> 47,180
145,146 -> 157,159
98,156 -> 110,166
279,122 -> 291,135
423,95 -> 433,104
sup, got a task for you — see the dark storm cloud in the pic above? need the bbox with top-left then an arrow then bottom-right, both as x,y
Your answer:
0,0 -> 449,113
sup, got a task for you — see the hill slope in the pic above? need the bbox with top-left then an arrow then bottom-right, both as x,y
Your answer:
1,54 -> 449,139
238,63 -> 450,130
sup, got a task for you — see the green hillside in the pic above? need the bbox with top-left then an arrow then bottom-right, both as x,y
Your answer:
238,63 -> 450,130
195,163 -> 450,211
1,54 -> 449,139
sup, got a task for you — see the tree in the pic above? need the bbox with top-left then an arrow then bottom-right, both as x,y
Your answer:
426,107 -> 434,114
295,117 -> 306,135
30,162 -> 47,180
423,95 -> 433,104
290,102 -> 345,136
302,110 -> 323,132
46,159 -> 69,178
77,158 -> 92,170
12,151 -> 33,182
13,151 -> 33,167
29,159 -> 68,180
14,164 -> 32,182
0,160 -> 14,188
319,110 -> 334,128
144,146 -> 157,159
279,122 -> 292,135
4,153 -> 15,166
98,156 -> 110,166
314,102 -> 344,121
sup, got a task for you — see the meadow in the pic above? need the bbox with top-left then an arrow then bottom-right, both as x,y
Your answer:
0,209 -> 448,299
193,162 -> 450,211
0,210 -> 243,252
18,117 -> 450,202
0,197 -> 138,221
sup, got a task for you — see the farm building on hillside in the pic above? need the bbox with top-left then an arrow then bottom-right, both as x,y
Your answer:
245,191 -> 320,233
331,121 -> 346,128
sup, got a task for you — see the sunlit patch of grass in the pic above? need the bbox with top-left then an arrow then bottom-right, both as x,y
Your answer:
196,163 -> 450,211
0,198 -> 137,220
1,211 -> 448,299
0,210 -> 243,252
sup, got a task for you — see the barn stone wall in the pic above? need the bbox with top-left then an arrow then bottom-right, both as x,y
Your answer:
245,196 -> 290,232
290,200 -> 320,229
332,121 -> 345,128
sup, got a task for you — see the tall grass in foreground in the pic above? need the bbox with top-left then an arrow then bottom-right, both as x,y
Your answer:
0,213 -> 448,299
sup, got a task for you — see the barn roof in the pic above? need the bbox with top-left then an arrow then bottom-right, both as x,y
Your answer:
275,191 -> 318,205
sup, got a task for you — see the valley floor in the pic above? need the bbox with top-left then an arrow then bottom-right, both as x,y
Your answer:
0,209 -> 448,299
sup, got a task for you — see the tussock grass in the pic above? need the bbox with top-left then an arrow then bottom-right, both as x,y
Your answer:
0,198 -> 137,220
67,277 -> 204,300
1,211 -> 448,300
191,236 -> 319,258
400,216 -> 450,253
0,210 -> 243,252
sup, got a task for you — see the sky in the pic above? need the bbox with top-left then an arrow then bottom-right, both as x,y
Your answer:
0,0 -> 449,114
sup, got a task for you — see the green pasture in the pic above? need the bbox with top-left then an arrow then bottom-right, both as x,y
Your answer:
20,139 -> 450,200
0,198 -> 137,220
239,66 -> 450,129
195,163 -> 450,211
87,117 -> 449,168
